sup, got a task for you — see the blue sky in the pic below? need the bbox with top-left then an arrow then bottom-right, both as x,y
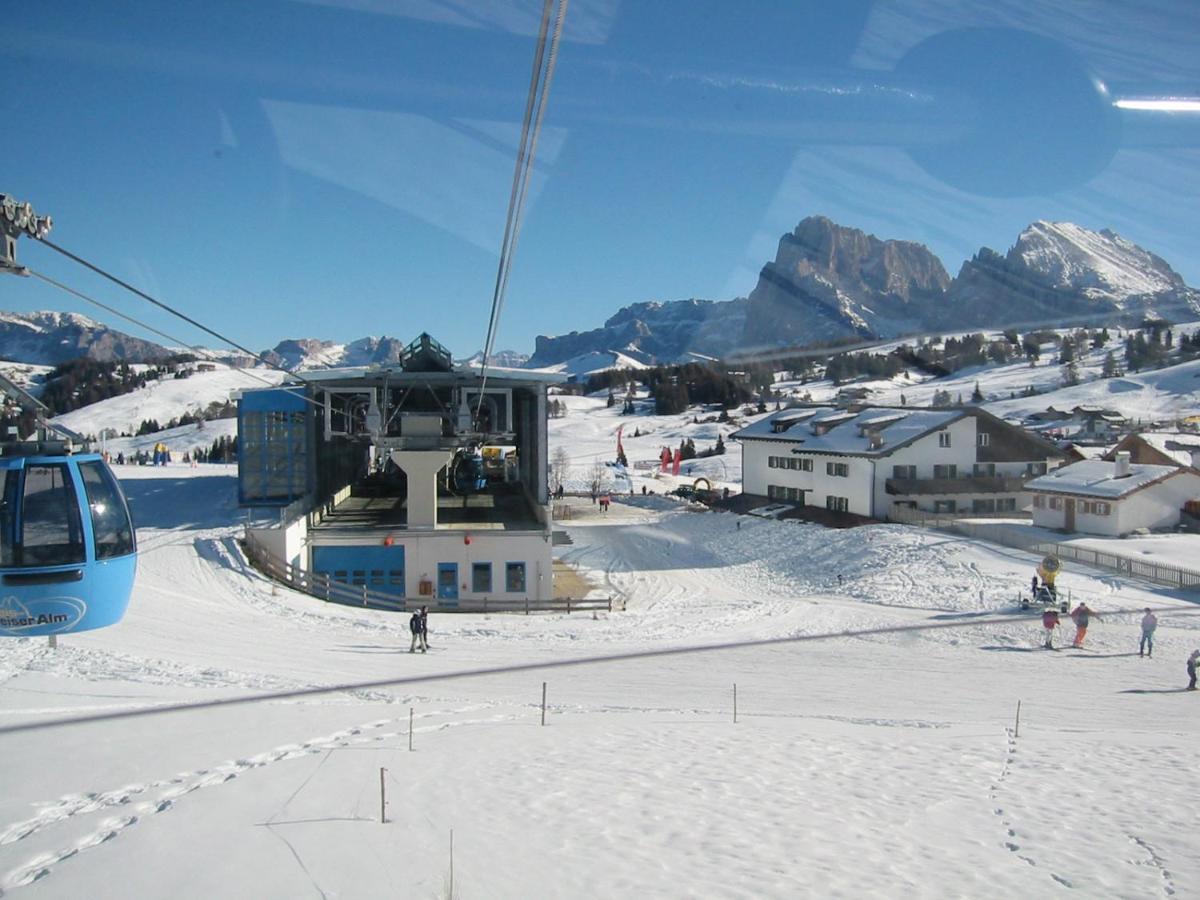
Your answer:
4,1 -> 1199,359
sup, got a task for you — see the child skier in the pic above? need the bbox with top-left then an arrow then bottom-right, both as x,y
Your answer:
1139,608 -> 1158,658
1070,602 -> 1099,648
1042,607 -> 1060,649
1188,650 -> 1199,691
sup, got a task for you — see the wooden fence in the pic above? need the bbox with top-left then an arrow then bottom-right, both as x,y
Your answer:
241,532 -> 615,614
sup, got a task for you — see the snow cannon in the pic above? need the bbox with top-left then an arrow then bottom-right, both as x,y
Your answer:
1037,555 -> 1061,589
1037,555 -> 1068,612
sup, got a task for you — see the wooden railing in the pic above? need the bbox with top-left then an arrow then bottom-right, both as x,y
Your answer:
241,532 -> 615,614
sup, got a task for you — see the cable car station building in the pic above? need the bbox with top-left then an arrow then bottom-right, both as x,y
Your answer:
238,334 -> 559,606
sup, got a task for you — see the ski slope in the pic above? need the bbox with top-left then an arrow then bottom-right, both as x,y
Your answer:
2,464 -> 1200,897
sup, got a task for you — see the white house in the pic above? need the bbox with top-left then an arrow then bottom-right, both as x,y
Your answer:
733,406 -> 1066,519
1025,452 -> 1200,536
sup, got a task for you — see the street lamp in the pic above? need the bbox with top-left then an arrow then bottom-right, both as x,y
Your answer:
1,193 -> 53,276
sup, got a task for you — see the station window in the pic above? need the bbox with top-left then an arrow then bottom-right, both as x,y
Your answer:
473,562 -> 492,593
505,562 -> 526,592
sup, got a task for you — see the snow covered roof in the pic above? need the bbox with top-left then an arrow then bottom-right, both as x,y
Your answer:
1024,459 -> 1184,499
1130,432 -> 1200,467
732,406 -> 961,456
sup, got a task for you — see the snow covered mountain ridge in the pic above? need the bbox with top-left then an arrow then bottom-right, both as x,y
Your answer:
536,218 -> 1200,366
1013,221 -> 1187,301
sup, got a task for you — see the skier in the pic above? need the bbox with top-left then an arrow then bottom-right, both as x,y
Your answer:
1042,607 -> 1060,649
408,609 -> 426,653
1031,575 -> 1039,597
419,605 -> 430,649
1139,608 -> 1158,658
1188,649 -> 1199,690
1070,602 -> 1099,648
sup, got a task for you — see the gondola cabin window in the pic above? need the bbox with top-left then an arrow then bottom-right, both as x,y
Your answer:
79,461 -> 136,559
15,464 -> 86,566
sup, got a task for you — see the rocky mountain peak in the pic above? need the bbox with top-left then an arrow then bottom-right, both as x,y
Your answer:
742,216 -> 952,347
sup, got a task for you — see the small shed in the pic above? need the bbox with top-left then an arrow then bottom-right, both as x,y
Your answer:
1025,452 -> 1200,536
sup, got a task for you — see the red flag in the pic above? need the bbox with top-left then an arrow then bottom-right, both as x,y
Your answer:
660,446 -> 671,472
671,448 -> 682,476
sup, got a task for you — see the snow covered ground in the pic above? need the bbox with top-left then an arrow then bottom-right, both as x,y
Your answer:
3,464 -> 1200,897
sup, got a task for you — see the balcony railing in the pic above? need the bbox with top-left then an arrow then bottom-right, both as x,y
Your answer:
885,474 -> 1030,495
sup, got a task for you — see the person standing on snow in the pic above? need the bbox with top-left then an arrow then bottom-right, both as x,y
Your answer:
1070,602 -> 1099,648
409,609 -> 426,653
419,605 -> 430,649
1187,649 -> 1199,690
1042,607 -> 1060,649
1139,608 -> 1158,658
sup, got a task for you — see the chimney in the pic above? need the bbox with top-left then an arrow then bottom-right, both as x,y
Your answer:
1114,450 -> 1131,478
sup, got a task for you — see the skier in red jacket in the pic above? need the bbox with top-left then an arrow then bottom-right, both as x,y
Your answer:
1041,608 -> 1060,649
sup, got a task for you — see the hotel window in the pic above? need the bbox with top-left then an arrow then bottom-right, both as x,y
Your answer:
768,456 -> 780,468
798,458 -> 813,472
977,432 -> 990,447
826,496 -> 848,512
826,462 -> 849,477
997,498 -> 1016,512
972,498 -> 996,513
1033,494 -> 1045,508
933,464 -> 957,479
933,499 -> 957,513
893,465 -> 916,479
973,463 -> 995,477
1048,496 -> 1063,510
938,432 -> 951,448
1026,462 -> 1047,476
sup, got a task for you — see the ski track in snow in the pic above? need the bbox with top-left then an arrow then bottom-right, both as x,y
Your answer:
0,705 -> 516,891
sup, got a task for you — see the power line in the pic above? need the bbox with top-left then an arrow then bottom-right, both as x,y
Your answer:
4,604 -> 1197,737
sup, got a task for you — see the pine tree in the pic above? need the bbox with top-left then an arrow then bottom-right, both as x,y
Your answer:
971,382 -> 984,403
1101,351 -> 1120,378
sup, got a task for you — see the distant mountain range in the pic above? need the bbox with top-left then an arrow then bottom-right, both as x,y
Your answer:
3,217 -> 1197,373
0,312 -> 529,373
531,217 -> 1200,367
0,311 -> 175,365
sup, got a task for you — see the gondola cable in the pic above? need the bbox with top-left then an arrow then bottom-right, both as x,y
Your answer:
474,0 -> 568,428
33,235 -> 312,386
28,266 -> 326,410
